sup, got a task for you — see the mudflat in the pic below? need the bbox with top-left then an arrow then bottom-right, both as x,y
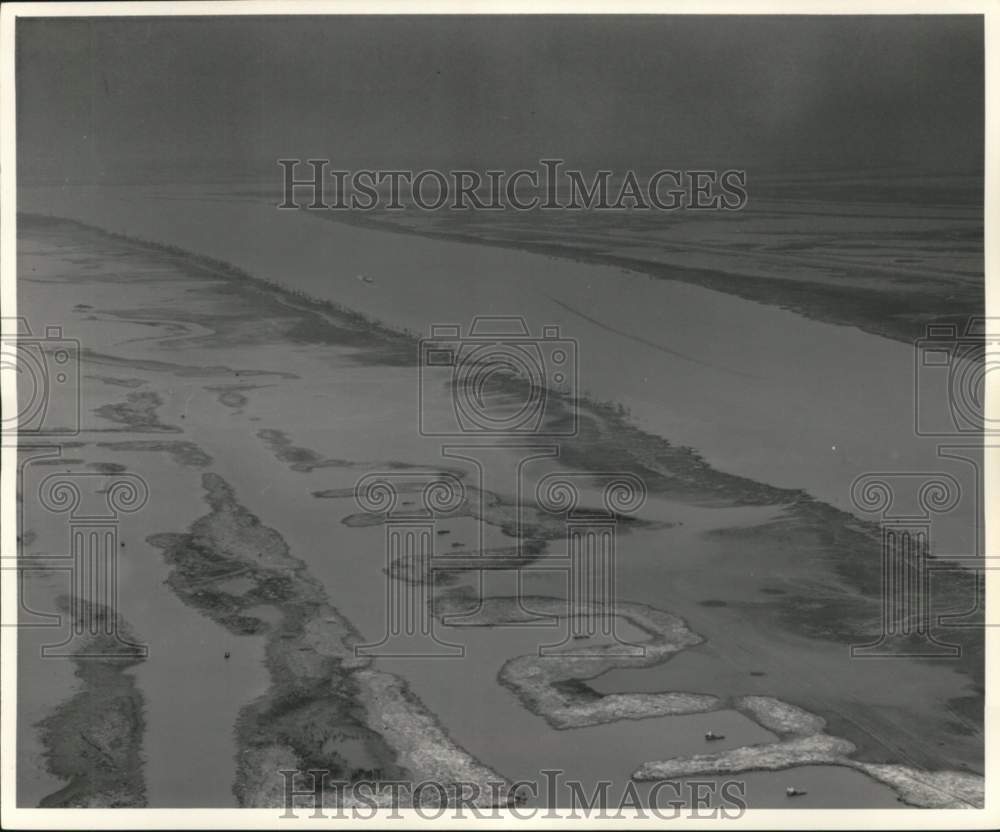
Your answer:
16,214 -> 982,809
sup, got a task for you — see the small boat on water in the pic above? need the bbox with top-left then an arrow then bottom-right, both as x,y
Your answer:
786,787 -> 806,798
704,730 -> 725,741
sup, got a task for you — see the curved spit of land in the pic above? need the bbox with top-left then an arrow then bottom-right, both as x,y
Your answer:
433,594 -> 984,809
146,472 -> 509,809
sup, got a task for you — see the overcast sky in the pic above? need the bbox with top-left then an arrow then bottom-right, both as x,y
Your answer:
16,15 -> 984,183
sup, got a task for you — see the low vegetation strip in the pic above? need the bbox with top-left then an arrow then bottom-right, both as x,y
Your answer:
147,472 -> 509,807
36,598 -> 147,807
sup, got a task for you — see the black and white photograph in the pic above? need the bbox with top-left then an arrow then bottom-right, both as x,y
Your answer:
0,3 -> 994,827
